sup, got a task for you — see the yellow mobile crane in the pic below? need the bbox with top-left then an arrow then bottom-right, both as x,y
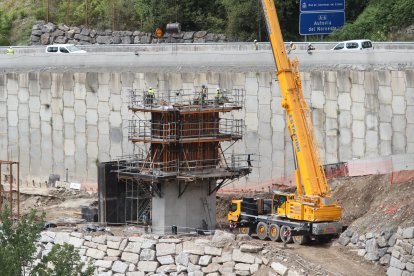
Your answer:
227,0 -> 342,244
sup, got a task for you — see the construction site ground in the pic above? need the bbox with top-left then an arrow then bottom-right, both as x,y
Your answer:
7,173 -> 414,275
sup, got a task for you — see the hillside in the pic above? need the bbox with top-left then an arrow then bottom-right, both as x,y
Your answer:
330,0 -> 414,41
0,0 -> 413,46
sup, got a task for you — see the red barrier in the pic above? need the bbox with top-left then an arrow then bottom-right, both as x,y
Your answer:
391,170 -> 414,185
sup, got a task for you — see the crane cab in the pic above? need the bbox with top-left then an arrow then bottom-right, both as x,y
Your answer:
271,192 -> 291,218
227,199 -> 241,222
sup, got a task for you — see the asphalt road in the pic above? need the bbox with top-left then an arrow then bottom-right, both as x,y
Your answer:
1,49 -> 413,73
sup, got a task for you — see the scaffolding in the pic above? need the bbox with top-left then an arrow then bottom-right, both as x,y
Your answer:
105,88 -> 251,225
128,118 -> 244,143
128,88 -> 245,113
116,151 -> 251,179
0,160 -> 20,219
123,178 -> 152,224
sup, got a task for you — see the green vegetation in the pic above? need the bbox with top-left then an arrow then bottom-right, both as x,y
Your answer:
0,208 -> 44,275
0,0 -> 413,45
0,208 -> 93,276
330,0 -> 414,41
32,244 -> 95,276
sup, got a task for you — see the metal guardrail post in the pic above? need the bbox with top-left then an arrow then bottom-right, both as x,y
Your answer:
172,225 -> 177,235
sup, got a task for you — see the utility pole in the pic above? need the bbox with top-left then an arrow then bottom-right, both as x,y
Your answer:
65,0 -> 71,25
112,0 -> 115,31
45,0 -> 50,22
85,0 -> 89,27
257,0 -> 261,42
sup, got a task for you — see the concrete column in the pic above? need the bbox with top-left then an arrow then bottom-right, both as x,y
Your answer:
0,75 -> 8,161
406,70 -> 414,153
391,71 -> 407,154
152,180 -> 216,233
39,72 -> 52,174
258,73 -> 273,181
97,74 -> 111,162
324,71 -> 339,163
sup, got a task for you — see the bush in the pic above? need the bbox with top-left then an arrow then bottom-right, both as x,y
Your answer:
32,244 -> 94,276
0,208 -> 94,276
330,0 -> 414,41
0,208 -> 44,275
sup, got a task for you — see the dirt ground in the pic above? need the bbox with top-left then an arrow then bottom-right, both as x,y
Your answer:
330,174 -> 414,233
3,173 -> 412,275
4,186 -> 97,222
248,237 -> 386,276
215,173 -> 414,276
217,174 -> 414,233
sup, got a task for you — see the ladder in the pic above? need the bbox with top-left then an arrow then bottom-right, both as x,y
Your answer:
201,197 -> 212,230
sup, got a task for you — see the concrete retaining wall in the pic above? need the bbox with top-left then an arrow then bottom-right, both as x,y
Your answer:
30,22 -> 228,46
0,69 -> 413,187
337,227 -> 414,276
34,230 -> 298,276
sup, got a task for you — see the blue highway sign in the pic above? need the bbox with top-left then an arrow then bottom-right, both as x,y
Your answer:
299,11 -> 345,35
300,0 -> 345,12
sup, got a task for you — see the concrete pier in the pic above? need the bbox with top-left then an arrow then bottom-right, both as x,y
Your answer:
152,180 -> 216,233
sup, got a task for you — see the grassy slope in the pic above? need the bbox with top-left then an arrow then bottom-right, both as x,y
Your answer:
330,0 -> 414,41
1,0 -> 414,45
0,0 -> 41,45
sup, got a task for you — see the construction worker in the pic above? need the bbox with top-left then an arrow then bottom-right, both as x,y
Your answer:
200,84 -> 207,105
214,88 -> 223,105
307,43 -> 315,54
287,41 -> 296,54
146,87 -> 155,105
6,46 -> 14,55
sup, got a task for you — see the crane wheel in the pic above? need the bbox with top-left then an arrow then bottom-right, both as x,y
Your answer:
239,220 -> 251,235
280,225 -> 293,243
256,222 -> 268,240
292,234 -> 309,245
268,224 -> 282,242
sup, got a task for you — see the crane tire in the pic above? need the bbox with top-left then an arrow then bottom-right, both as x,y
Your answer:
268,224 -> 282,242
256,222 -> 268,240
293,234 -> 309,245
280,225 -> 293,243
239,220 -> 251,235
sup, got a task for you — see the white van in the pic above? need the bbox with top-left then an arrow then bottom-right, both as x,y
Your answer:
45,44 -> 86,54
332,40 -> 374,51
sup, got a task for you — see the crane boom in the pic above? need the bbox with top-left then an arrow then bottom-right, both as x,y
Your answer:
227,1 -> 343,243
260,0 -> 329,197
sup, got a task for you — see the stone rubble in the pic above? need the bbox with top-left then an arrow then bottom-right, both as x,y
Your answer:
34,230 -> 304,275
30,21 -> 228,46
337,226 -> 414,276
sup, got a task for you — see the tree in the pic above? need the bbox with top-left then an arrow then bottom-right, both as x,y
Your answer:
0,208 -> 94,276
330,0 -> 414,41
32,244 -> 94,276
0,208 -> 44,275
220,0 -> 261,41
133,0 -> 155,32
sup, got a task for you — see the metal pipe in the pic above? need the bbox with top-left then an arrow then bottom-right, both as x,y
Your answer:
9,163 -> 12,216
0,163 -> 2,213
17,162 -> 19,218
